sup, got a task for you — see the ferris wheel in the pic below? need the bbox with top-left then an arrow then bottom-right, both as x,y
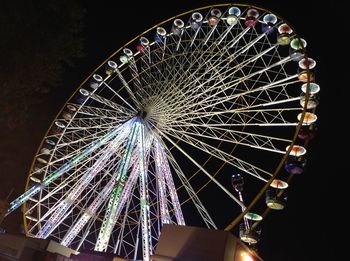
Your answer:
6,3 -> 319,260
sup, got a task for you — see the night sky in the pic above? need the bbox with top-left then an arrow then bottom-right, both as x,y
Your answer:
0,0 -> 339,260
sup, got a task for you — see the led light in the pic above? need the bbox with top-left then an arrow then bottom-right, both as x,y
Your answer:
244,212 -> 263,221
301,83 -> 320,94
290,38 -> 307,50
241,251 -> 254,261
227,15 -> 239,26
286,145 -> 306,156
297,112 -> 317,125
270,179 -> 288,189
157,27 -> 166,36
228,6 -> 241,16
278,23 -> 293,34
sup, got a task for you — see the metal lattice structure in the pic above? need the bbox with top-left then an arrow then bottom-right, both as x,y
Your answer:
6,4 -> 319,260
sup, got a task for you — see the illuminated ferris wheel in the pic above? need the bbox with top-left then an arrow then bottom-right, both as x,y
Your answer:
6,4 -> 319,260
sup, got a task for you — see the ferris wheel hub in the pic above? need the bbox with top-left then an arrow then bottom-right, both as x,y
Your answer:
137,110 -> 148,119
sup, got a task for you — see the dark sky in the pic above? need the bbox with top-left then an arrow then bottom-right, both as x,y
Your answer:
1,0 -> 339,260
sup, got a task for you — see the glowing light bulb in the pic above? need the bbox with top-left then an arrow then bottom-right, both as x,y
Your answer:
241,252 -> 254,261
